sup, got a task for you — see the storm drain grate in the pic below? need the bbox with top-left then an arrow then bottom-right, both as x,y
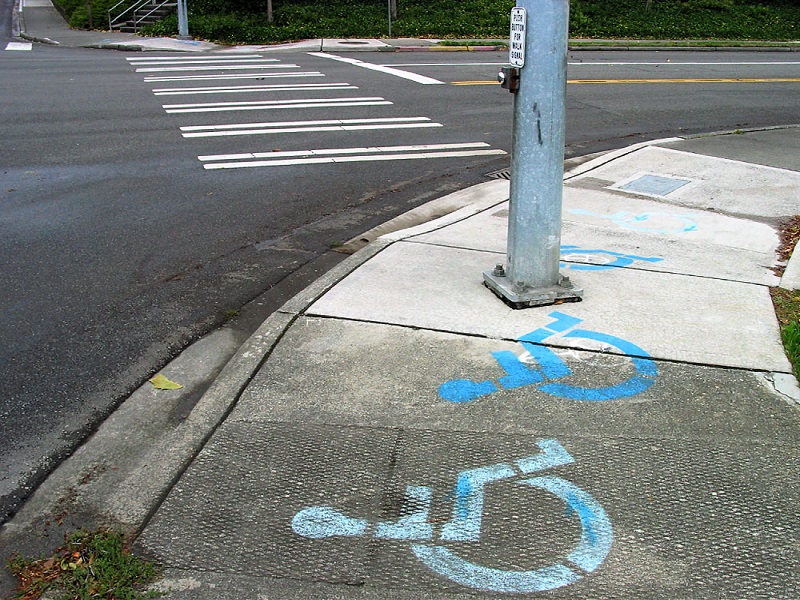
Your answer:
486,168 -> 511,180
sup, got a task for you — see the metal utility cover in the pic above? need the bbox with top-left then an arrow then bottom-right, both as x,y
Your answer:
618,174 -> 692,197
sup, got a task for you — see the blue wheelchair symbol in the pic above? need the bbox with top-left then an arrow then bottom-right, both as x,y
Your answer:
570,209 -> 698,234
292,439 -> 613,594
559,245 -> 662,271
439,311 -> 658,403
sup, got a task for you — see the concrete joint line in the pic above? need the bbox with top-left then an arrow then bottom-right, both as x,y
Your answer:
291,311 -> 792,378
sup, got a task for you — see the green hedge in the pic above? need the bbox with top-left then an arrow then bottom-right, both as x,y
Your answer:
144,0 -> 516,42
570,0 -> 800,40
56,0 -> 800,42
55,0 -> 127,29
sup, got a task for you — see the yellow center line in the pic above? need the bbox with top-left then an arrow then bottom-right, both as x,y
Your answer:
571,77 -> 800,84
452,77 -> 800,85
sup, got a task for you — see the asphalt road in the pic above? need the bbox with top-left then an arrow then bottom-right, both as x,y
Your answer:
1,43 -> 798,523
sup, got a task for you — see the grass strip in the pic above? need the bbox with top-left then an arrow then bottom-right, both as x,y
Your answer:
772,287 -> 800,376
6,529 -> 162,600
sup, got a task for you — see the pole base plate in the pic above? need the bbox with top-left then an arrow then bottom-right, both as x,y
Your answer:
483,270 -> 583,310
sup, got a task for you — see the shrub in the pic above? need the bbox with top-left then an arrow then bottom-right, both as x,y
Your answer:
113,0 -> 800,42
54,0 -> 129,29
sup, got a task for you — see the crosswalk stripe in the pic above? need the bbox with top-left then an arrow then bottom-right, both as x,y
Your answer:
199,142 -> 498,162
127,54 -> 264,61
137,63 -> 296,73
202,148 -> 506,169
130,56 -> 504,172
164,96 -> 386,109
152,83 -> 357,96
184,122 -> 443,138
5,42 -> 33,51
163,97 -> 392,114
182,116 -> 433,133
144,72 -> 323,83
129,58 -> 272,66
181,117 -> 442,138
169,96 -> 386,111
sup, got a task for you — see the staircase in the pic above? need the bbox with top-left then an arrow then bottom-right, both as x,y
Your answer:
108,0 -> 178,33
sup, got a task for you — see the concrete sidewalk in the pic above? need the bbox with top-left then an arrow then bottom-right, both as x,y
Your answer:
16,0 -> 218,50
5,129 -> 797,598
129,128 -> 798,598
4,4 -> 800,594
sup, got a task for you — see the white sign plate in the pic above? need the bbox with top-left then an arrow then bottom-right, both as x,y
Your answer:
509,7 -> 526,67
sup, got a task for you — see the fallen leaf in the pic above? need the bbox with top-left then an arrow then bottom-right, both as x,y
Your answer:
149,374 -> 183,390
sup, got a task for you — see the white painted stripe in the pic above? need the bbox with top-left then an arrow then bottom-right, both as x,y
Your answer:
5,42 -> 33,51
569,61 -> 800,66
166,100 -> 393,114
129,58 -> 274,66
137,63 -> 297,73
199,142 -> 493,162
203,149 -> 505,169
309,52 -> 445,85
184,122 -> 443,138
152,83 -> 356,95
128,54 -> 264,61
143,72 -> 323,83
181,116 -> 432,132
391,62 -> 506,67
163,96 -> 386,109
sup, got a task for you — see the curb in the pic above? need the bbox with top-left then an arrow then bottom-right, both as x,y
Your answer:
84,43 -> 146,51
15,0 -> 60,45
779,241 -> 800,290
382,43 -> 799,53
386,45 -> 507,52
11,0 -> 21,38
0,239 -> 391,550
19,32 -> 60,44
567,44 -> 800,52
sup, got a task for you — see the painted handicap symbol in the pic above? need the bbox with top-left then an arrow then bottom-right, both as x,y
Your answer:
292,439 -> 612,594
438,311 -> 657,403
570,208 -> 698,234
559,245 -> 662,271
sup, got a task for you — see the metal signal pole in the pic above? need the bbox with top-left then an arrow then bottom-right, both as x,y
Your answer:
484,0 -> 582,308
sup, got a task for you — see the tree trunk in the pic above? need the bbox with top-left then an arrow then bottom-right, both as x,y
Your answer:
267,0 -> 274,23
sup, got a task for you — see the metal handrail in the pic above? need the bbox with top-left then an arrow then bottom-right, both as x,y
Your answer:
108,0 -> 175,32
109,0 -> 150,29
134,0 -> 175,31
108,0 -> 131,26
